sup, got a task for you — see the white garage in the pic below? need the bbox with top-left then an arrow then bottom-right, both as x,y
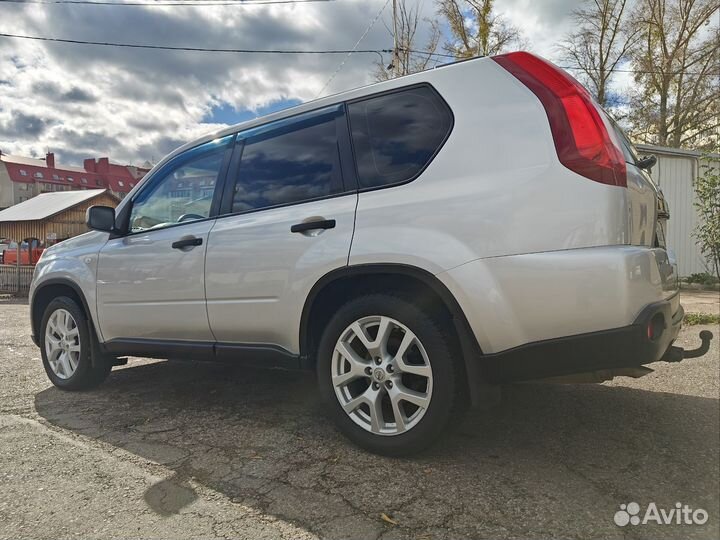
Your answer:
637,143 -> 716,277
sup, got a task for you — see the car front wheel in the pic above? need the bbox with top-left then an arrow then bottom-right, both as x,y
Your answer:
40,296 -> 111,390
317,293 -> 461,456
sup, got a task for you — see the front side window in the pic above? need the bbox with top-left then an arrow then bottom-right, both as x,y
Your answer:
231,113 -> 343,213
129,148 -> 224,232
348,85 -> 453,189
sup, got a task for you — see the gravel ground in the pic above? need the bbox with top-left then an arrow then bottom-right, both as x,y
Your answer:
679,290 -> 720,316
0,297 -> 718,540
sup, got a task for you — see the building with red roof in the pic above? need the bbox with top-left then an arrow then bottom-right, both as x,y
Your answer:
0,150 -> 149,210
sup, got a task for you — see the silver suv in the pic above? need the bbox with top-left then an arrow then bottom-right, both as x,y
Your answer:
29,53 -> 710,455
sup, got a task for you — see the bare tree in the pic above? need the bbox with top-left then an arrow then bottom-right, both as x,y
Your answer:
628,0 -> 719,149
558,0 -> 640,107
438,0 -> 525,58
375,0 -> 441,81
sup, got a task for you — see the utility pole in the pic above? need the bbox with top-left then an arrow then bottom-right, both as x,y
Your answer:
392,0 -> 398,78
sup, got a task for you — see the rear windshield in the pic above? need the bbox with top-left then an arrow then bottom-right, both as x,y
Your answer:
605,114 -> 639,164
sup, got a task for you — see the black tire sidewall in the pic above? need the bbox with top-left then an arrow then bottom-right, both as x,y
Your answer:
40,297 -> 97,390
317,293 -> 457,456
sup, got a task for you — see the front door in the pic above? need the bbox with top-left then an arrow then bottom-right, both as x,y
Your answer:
96,137 -> 232,343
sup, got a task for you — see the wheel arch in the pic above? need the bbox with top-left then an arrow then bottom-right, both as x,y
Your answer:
31,278 -> 94,347
299,264 -> 485,398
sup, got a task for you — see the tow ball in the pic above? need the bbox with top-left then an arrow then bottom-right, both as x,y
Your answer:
662,330 -> 714,363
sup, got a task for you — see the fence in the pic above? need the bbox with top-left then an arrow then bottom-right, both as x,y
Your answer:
0,264 -> 34,295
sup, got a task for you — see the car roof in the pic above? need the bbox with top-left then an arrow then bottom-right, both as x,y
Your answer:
153,56 -> 488,173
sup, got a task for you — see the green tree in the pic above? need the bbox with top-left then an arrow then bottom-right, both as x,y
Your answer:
628,0 -> 720,150
558,0 -> 640,108
694,156 -> 720,279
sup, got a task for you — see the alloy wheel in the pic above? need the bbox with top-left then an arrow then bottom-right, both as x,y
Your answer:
45,308 -> 81,380
331,315 -> 433,436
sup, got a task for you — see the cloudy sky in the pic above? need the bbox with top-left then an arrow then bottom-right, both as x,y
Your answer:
0,0 -> 584,167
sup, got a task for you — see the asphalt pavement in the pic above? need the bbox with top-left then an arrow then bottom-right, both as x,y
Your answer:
0,296 -> 717,539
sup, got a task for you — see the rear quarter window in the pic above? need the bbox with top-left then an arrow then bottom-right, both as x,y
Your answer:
348,85 -> 453,189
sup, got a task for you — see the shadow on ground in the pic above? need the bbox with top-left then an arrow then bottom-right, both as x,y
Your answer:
35,360 -> 720,539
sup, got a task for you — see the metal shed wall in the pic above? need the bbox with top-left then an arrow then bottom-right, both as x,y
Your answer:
637,144 -> 710,277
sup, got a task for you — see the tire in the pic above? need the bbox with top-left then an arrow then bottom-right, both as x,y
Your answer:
317,293 -> 462,456
40,296 -> 111,391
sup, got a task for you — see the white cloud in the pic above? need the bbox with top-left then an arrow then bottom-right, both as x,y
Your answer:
0,0 -> 414,165
1,0 -> 627,167
494,0 -> 578,60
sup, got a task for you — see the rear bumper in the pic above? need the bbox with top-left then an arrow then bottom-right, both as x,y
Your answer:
479,294 -> 684,383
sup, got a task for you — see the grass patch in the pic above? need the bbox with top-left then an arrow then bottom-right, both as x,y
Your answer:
684,312 -> 720,325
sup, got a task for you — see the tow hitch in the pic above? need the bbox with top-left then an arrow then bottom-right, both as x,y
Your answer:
661,330 -> 714,363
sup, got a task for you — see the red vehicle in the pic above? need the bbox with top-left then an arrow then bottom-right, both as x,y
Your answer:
2,245 -> 44,265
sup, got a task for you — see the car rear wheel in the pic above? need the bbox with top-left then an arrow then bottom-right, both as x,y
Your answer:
317,293 -> 460,456
40,297 -> 111,390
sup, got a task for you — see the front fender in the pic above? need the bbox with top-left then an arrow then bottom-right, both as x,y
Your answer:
30,236 -> 105,343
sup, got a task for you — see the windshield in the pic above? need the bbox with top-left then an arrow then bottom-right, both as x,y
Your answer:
606,115 -> 640,164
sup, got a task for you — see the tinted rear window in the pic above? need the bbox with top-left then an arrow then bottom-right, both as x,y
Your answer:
231,114 -> 343,213
348,86 -> 453,189
605,113 -> 639,164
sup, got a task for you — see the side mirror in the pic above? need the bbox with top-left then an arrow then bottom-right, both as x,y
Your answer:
86,206 -> 117,233
636,154 -> 657,171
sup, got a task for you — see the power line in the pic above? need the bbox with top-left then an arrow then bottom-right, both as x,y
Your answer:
315,0 -> 390,98
0,0 -> 332,5
0,32 -> 392,55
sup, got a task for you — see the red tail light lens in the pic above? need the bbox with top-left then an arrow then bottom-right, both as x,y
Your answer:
493,51 -> 626,187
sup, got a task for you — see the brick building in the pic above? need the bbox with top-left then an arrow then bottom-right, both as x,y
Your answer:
0,150 -> 149,209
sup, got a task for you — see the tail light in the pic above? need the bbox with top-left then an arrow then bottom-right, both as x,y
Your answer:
493,51 -> 626,187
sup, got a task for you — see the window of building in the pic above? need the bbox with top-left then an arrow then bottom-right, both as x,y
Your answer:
81,178 -> 88,184
118,181 -> 125,187
52,174 -> 60,180
170,189 -> 192,199
67,176 -> 74,182
34,172 -> 44,179
347,85 -> 453,189
231,111 -> 343,213
19,169 -> 27,176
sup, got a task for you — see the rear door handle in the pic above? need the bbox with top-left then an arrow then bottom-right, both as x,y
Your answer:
290,219 -> 336,233
172,237 -> 203,249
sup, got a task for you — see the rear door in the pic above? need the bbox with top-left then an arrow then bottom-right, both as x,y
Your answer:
605,116 -> 658,246
205,105 -> 357,355
607,118 -> 678,292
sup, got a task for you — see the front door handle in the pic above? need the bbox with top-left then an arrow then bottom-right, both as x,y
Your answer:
290,219 -> 336,233
172,236 -> 203,250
